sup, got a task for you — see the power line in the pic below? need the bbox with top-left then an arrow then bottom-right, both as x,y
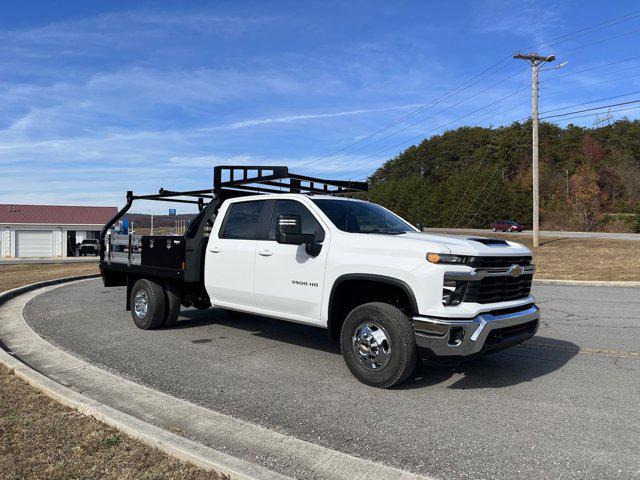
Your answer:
540,99 -> 640,120
319,10 -> 640,182
464,166 -> 512,229
352,89 -> 531,183
447,69 -> 529,227
547,54 -> 640,79
527,10 -> 640,51
541,64 -> 640,94
546,105 -> 640,123
538,90 -> 640,114
453,127 -> 529,229
332,68 -> 527,158
293,57 -> 515,170
552,25 -> 640,57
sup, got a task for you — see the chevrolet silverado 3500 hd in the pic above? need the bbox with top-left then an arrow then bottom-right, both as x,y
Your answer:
100,166 -> 539,388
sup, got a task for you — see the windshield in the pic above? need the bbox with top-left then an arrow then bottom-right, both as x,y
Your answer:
311,199 -> 414,234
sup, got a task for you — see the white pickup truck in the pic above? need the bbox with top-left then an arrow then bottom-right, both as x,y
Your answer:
100,166 -> 539,388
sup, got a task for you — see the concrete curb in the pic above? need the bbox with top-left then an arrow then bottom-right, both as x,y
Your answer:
534,279 -> 640,288
0,276 -> 290,480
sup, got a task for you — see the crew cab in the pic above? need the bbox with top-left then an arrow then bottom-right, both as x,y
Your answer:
100,166 -> 539,388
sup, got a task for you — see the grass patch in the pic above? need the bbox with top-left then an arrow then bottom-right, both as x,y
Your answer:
0,263 -> 99,292
428,231 -> 640,281
0,264 -> 228,480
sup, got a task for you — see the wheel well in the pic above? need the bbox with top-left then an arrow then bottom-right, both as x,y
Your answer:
328,277 -> 416,341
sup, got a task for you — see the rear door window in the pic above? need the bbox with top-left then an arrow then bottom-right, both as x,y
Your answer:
221,201 -> 266,240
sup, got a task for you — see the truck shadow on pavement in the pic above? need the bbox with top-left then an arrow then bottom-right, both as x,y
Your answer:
402,337 -> 579,390
177,309 -> 578,390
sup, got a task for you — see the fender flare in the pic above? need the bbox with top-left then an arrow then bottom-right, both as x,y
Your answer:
327,273 -> 419,339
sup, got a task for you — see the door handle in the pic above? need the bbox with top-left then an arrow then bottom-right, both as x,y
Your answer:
210,246 -> 222,253
258,249 -> 273,257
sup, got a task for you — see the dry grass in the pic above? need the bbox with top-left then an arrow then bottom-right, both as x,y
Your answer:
505,235 -> 640,281
0,366 -> 225,480
0,264 -> 225,480
0,263 -> 99,292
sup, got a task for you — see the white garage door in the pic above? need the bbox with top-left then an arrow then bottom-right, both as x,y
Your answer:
16,230 -> 54,257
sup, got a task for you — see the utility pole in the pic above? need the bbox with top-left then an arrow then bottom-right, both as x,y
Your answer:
150,212 -> 154,236
514,52 -> 555,248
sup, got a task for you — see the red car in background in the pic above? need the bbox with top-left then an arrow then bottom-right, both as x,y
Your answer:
490,220 -> 524,232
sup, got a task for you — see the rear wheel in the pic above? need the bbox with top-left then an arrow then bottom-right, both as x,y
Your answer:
130,278 -> 165,330
162,281 -> 181,327
340,302 -> 417,389
492,227 -> 497,232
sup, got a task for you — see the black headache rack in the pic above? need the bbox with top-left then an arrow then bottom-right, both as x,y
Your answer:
99,166 -> 368,288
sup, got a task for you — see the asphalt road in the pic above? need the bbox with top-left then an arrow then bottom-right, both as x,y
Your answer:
25,280 -> 640,480
424,228 -> 640,241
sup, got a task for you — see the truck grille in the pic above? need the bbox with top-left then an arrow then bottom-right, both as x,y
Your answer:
467,256 -> 532,268
463,273 -> 533,304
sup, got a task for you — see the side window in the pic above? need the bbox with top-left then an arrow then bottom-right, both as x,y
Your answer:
221,200 -> 265,240
268,200 -> 325,242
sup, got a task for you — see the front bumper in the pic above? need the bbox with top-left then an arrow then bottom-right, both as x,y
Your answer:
412,304 -> 539,360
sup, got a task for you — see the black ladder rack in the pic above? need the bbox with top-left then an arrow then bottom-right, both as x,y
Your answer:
100,165 -> 368,248
213,165 -> 368,196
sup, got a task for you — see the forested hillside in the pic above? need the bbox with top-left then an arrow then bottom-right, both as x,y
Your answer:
368,119 -> 640,232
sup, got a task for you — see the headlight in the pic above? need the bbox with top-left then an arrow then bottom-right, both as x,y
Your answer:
426,252 -> 466,264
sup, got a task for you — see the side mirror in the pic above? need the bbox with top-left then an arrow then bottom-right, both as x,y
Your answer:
276,214 -> 323,257
415,223 -> 423,231
276,214 -> 314,245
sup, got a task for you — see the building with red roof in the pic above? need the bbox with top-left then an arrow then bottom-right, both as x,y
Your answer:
0,204 -> 117,258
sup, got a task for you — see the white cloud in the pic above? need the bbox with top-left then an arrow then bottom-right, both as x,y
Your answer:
219,103 -> 425,129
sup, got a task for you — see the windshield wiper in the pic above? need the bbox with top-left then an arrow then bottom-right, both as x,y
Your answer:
361,228 -> 407,235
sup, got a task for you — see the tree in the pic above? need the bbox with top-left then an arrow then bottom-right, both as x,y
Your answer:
568,163 -> 604,231
366,119 -> 640,231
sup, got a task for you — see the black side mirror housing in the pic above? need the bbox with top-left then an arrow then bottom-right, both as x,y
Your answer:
276,214 -> 322,257
276,214 -> 314,245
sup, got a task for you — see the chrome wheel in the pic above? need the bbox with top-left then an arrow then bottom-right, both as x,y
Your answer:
134,289 -> 149,318
352,322 -> 392,370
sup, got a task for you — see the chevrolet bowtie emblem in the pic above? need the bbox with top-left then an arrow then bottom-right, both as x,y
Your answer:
507,264 -> 524,278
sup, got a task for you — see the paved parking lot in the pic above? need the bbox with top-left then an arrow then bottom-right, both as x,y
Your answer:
24,280 -> 640,480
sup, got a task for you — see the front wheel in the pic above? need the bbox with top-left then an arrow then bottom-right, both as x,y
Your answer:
340,302 -> 417,388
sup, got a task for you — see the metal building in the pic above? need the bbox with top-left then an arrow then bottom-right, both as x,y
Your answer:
0,204 -> 117,258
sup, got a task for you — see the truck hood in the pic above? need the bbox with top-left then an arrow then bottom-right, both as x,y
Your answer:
379,232 -> 532,257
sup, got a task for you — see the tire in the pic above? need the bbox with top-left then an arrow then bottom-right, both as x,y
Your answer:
130,278 -> 165,330
492,227 -> 497,232
162,281 -> 181,328
193,299 -> 212,310
340,302 -> 417,389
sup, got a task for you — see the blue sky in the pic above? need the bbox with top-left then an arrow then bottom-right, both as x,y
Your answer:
1,0 -> 639,212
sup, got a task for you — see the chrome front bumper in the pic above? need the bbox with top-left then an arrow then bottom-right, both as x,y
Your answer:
412,305 -> 539,358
